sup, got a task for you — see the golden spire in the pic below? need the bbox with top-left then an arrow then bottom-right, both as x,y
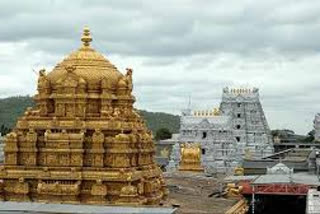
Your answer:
81,26 -> 92,47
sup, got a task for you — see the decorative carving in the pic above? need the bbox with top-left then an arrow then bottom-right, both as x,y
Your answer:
26,128 -> 37,146
101,78 -> 112,91
112,107 -> 121,119
92,129 -> 104,145
37,69 -> 50,94
225,183 -> 243,198
91,180 -> 107,196
0,181 -> 3,201
160,176 -> 169,199
101,105 -> 113,118
37,180 -> 81,196
125,68 -> 133,92
14,178 -> 29,195
234,167 -> 244,176
118,175 -> 142,204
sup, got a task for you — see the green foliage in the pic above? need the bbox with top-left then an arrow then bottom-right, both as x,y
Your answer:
271,129 -> 295,138
0,96 -> 35,134
0,124 -> 10,135
271,129 -> 313,143
139,110 -> 180,135
155,128 -> 172,141
303,130 -> 315,142
0,96 -> 180,136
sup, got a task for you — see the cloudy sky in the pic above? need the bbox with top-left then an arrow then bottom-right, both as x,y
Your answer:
0,0 -> 320,134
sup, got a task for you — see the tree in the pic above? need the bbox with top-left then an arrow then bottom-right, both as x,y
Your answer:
303,130 -> 315,142
155,128 -> 172,141
271,129 -> 295,138
0,124 -> 10,136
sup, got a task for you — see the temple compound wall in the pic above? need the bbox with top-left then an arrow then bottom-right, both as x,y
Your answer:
167,87 -> 274,174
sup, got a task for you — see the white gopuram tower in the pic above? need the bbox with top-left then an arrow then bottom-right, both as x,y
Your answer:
220,87 -> 274,159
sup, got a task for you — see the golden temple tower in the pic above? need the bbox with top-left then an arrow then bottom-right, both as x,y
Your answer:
0,27 -> 167,205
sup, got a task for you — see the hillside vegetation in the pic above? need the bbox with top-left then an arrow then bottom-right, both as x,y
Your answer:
0,96 -> 35,130
139,110 -> 180,134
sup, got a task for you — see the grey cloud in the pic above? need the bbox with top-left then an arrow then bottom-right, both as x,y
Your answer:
0,0 -> 320,57
0,0 -> 320,134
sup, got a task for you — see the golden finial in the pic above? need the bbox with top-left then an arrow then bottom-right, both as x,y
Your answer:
81,26 -> 92,47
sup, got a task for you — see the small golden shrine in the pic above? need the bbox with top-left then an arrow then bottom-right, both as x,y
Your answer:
179,143 -> 204,172
0,27 -> 167,205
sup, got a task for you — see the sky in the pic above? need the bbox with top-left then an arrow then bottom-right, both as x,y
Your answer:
0,0 -> 320,134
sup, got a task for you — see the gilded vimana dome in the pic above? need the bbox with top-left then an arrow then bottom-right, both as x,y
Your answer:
0,27 -> 168,205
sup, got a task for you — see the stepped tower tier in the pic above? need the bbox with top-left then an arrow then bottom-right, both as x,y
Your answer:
220,87 -> 274,159
0,27 -> 167,205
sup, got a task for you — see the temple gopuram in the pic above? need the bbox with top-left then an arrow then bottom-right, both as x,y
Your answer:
0,27 -> 167,205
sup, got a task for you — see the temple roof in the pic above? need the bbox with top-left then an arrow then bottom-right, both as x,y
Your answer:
181,115 -> 231,125
267,162 -> 292,174
47,26 -> 123,88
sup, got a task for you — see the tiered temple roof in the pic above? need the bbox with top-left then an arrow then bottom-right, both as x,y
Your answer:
0,27 -> 167,205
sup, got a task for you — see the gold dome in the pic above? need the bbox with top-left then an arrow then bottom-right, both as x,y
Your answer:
47,27 -> 123,89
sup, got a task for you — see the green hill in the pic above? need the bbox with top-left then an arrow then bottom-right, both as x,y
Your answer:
0,96 -> 35,132
0,96 -> 180,135
139,110 -> 180,134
